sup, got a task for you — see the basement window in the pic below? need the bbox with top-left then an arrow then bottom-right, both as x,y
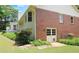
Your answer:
70,16 -> 74,24
28,11 -> 32,22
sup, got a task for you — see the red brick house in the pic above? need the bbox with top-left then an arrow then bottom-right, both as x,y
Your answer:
18,5 -> 79,42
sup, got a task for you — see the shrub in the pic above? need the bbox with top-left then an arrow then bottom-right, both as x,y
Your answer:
3,32 -> 16,40
58,37 -> 79,46
65,39 -> 75,45
58,39 -> 66,43
31,40 -> 50,46
15,31 -> 32,46
74,38 -> 79,46
66,33 -> 74,39
31,40 -> 41,46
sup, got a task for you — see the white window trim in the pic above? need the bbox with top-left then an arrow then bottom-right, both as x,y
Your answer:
46,27 -> 57,36
59,14 -> 64,23
46,27 -> 57,42
27,11 -> 33,22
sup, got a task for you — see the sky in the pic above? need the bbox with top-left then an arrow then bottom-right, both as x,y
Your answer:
12,5 -> 29,20
12,5 -> 29,13
17,5 -> 29,13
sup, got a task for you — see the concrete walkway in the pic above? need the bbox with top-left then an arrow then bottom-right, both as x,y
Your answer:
18,42 -> 66,49
51,42 -> 66,47
36,42 -> 66,49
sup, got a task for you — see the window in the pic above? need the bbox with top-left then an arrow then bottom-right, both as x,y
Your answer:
70,17 -> 74,24
6,16 -> 10,19
52,29 -> 56,35
28,12 -> 32,22
6,16 -> 10,21
46,28 -> 56,35
59,14 -> 64,23
13,25 -> 17,30
47,29 -> 51,35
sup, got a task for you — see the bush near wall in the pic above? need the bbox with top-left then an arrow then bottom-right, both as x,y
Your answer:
3,32 -> 16,40
15,31 -> 32,46
58,37 -> 79,46
31,40 -> 50,46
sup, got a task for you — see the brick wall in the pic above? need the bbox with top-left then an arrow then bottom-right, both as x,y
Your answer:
36,8 -> 79,40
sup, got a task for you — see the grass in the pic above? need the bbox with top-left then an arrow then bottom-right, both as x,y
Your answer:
1,45 -> 79,53
0,34 -> 79,53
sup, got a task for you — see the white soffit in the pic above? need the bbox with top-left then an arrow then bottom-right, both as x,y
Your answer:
36,5 -> 79,17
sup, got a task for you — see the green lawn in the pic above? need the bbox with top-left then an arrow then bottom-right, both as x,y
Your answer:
0,34 -> 79,53
1,45 -> 79,53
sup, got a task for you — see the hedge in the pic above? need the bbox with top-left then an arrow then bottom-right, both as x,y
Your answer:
3,32 -> 16,40
58,37 -> 79,46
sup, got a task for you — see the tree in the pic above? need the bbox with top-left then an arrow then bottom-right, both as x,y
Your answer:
0,5 -> 18,31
